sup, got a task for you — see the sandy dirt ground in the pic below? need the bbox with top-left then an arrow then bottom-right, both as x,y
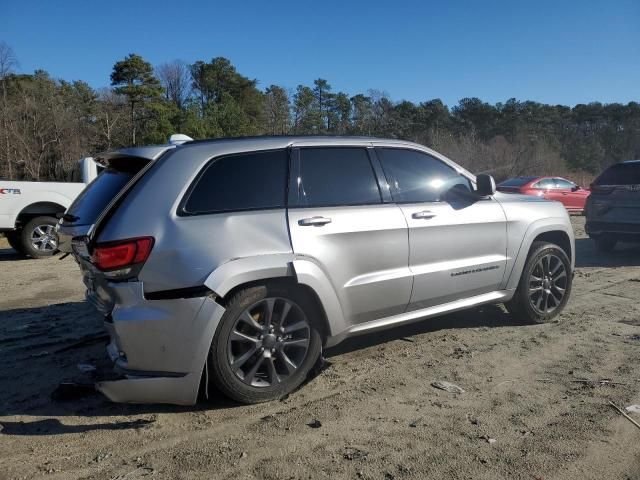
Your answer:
1,216 -> 640,480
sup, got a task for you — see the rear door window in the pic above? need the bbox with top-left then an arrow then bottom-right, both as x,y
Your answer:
70,162 -> 83,182
376,148 -> 471,203
292,148 -> 381,207
595,163 -> 640,185
183,149 -> 288,214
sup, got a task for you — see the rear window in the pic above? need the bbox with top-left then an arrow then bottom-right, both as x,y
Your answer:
499,177 -> 536,187
594,163 -> 640,185
64,169 -> 135,225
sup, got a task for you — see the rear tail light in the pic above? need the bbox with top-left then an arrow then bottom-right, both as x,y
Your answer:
92,237 -> 154,272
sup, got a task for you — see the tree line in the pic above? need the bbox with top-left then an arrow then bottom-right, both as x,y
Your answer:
1,41 -> 638,184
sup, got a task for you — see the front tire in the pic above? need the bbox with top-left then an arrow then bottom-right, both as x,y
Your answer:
208,283 -> 322,404
507,241 -> 572,323
20,216 -> 60,258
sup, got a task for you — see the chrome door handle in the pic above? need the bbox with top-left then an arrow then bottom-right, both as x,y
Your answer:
298,216 -> 332,226
412,210 -> 436,219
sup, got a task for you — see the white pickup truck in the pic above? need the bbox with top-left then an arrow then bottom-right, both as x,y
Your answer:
0,157 -> 101,258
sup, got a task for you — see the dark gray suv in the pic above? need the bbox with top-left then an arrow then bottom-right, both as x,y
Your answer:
585,160 -> 640,252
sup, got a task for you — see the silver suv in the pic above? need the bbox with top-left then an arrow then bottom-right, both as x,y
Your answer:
57,137 -> 574,405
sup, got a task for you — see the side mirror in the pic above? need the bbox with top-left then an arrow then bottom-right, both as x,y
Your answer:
571,185 -> 580,192
476,174 -> 496,196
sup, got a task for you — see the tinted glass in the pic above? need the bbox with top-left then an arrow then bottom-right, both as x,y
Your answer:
533,178 -> 555,189
295,148 -> 381,206
184,150 -> 288,214
70,162 -> 83,182
377,148 -> 471,202
594,163 -> 640,185
499,177 -> 536,187
65,170 -> 134,225
554,178 -> 575,189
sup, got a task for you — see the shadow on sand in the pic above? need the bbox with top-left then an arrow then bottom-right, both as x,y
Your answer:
0,298 -> 530,435
574,237 -> 640,268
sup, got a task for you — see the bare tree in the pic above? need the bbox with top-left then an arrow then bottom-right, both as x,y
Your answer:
0,41 -> 18,178
264,85 -> 290,134
96,88 -> 127,150
156,60 -> 190,109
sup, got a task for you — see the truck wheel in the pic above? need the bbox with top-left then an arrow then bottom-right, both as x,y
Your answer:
20,216 -> 60,259
594,236 -> 617,253
208,283 -> 322,404
5,230 -> 27,255
506,241 -> 572,324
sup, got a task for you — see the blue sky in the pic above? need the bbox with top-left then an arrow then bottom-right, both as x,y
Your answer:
3,0 -> 639,106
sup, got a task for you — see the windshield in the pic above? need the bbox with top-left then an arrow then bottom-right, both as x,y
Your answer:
499,177 -> 536,187
594,163 -> 640,186
63,169 -> 134,225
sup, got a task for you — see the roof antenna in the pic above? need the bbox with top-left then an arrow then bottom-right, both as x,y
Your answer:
168,133 -> 194,145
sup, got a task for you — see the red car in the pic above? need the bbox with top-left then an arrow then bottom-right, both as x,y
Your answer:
497,176 -> 590,213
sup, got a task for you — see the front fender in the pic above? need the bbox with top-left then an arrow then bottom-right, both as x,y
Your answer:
503,217 -> 574,290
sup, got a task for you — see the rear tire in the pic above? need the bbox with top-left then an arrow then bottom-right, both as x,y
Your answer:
20,216 -> 59,259
506,241 -> 572,324
594,236 -> 617,253
208,283 -> 322,404
5,230 -> 26,255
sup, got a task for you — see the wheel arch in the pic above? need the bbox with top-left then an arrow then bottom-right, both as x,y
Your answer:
533,230 -> 572,263
203,254 -> 344,343
15,201 -> 66,227
504,219 -> 575,291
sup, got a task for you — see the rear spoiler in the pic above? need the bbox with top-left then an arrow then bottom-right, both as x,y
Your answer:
93,133 -> 194,167
94,145 -> 176,168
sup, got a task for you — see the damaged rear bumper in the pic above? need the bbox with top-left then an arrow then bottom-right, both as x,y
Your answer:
91,281 -> 226,405
96,372 -> 203,406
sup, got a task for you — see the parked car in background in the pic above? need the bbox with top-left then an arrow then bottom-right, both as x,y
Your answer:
0,157 -> 101,258
585,160 -> 640,252
497,176 -> 590,213
57,136 -> 574,406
